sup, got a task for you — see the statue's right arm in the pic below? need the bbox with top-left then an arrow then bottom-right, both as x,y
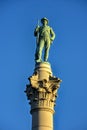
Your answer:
34,26 -> 40,37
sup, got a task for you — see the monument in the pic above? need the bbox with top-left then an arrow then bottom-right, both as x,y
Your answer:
25,17 -> 62,130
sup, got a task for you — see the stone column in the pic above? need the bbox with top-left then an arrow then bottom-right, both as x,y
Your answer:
25,62 -> 61,130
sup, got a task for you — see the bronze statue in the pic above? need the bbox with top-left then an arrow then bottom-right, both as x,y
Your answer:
34,17 -> 55,63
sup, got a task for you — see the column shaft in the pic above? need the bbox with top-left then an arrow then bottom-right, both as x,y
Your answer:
32,110 -> 53,130
25,62 -> 61,130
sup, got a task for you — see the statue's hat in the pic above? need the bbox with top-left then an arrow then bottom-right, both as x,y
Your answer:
41,17 -> 49,24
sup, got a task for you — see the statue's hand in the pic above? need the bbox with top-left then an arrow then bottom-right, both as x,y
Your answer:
50,38 -> 53,44
50,37 -> 54,41
36,26 -> 40,30
34,26 -> 40,36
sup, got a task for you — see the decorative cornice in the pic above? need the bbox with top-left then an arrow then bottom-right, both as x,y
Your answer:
25,74 -> 61,111
25,62 -> 62,113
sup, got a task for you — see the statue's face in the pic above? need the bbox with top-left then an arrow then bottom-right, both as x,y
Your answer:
42,20 -> 48,25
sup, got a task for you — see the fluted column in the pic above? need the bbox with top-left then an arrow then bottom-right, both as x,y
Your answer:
25,62 -> 61,130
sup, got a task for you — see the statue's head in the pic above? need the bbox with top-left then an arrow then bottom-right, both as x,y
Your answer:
41,17 -> 49,25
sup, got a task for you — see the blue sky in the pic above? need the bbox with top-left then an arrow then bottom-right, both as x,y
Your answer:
0,0 -> 87,130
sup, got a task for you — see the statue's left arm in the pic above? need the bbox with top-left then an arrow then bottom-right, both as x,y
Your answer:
50,27 -> 56,42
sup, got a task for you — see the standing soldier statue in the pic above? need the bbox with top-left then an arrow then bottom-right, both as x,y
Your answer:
34,17 -> 55,63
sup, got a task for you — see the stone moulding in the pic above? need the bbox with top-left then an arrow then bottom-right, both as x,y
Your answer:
25,74 -> 61,110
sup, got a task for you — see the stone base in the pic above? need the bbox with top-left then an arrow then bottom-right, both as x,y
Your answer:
25,62 -> 62,130
34,62 -> 52,81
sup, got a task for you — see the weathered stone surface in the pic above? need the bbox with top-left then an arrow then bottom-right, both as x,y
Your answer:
25,62 -> 61,130
25,62 -> 61,111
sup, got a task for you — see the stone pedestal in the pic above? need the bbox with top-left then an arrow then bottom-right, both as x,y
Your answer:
25,62 -> 61,130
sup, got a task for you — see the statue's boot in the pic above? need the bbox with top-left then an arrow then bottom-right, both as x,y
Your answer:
36,59 -> 42,63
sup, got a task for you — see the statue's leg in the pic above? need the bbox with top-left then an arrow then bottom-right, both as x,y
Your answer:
44,39 -> 50,61
37,39 -> 44,62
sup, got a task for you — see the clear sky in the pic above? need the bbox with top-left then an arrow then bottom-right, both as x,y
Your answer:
0,0 -> 87,130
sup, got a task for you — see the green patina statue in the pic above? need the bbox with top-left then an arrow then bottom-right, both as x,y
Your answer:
34,17 -> 55,63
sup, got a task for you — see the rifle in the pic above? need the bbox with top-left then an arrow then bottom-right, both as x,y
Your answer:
35,20 -> 40,60
36,20 -> 40,45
